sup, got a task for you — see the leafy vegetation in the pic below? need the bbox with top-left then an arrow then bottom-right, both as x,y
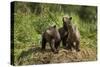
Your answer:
11,1 -> 97,65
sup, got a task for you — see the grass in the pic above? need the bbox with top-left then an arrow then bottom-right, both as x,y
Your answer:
12,12 -> 97,65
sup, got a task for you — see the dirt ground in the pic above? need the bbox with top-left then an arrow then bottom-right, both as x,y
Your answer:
17,46 -> 97,65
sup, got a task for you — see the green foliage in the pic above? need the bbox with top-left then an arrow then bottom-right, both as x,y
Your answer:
12,1 -> 97,65
78,6 -> 97,22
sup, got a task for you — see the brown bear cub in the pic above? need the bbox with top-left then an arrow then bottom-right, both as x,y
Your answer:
64,16 -> 80,52
58,16 -> 69,48
59,16 -> 80,52
41,25 -> 61,53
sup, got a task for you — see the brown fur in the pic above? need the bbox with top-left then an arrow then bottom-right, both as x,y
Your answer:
41,25 -> 61,53
59,16 -> 80,51
66,17 -> 80,51
58,16 -> 69,48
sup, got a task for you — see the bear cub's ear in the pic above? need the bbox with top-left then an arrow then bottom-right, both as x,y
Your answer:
69,17 -> 72,20
53,25 -> 56,28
